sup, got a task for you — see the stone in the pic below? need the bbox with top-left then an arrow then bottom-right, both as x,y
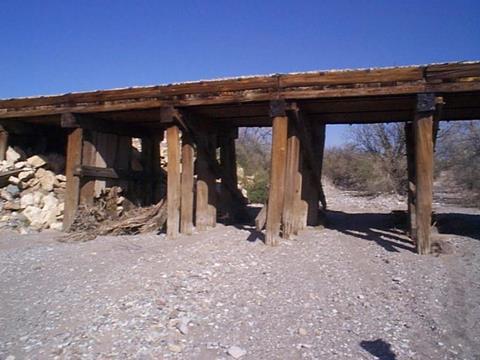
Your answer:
56,174 -> 67,182
176,317 -> 191,335
168,343 -> 183,353
27,155 -> 47,168
0,189 -> 13,201
33,192 -> 44,206
298,327 -> 308,336
36,168 -> 58,191
42,193 -> 59,225
23,205 -> 44,228
5,185 -> 20,197
4,201 -> 21,211
6,147 -> 25,164
8,176 -> 20,185
50,222 -> 63,231
14,161 -> 27,169
18,170 -> 35,181
20,193 -> 35,208
227,346 -> 247,359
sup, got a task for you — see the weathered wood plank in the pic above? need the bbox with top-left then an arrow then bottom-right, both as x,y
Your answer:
63,128 -> 83,231
74,165 -> 144,180
79,130 -> 96,205
414,95 -> 435,255
405,122 -> 416,244
283,120 -> 302,239
180,133 -> 194,235
0,126 -> 8,161
167,125 -> 181,238
266,101 -> 288,246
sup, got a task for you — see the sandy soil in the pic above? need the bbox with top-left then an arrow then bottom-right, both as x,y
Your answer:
0,186 -> 479,359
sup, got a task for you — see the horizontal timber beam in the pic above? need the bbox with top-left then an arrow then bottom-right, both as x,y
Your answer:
74,165 -> 145,180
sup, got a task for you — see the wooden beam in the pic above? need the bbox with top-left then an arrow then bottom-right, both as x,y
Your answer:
180,133 -> 194,234
207,133 -> 218,227
63,128 -> 83,231
282,120 -> 302,239
167,125 -> 181,238
0,126 -> 8,161
289,106 -> 327,210
61,112 -> 151,138
405,122 -> 416,244
414,94 -> 435,255
265,100 -> 288,245
79,130 -> 96,205
74,165 -> 144,180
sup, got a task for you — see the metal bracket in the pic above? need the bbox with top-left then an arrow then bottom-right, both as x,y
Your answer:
416,93 -> 436,113
269,99 -> 287,117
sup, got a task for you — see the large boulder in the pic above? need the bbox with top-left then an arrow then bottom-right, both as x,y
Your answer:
36,168 -> 58,192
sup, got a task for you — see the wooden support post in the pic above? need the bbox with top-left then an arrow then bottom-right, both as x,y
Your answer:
207,133 -> 218,227
180,133 -> 194,234
283,119 -> 302,239
79,130 -> 96,206
266,100 -> 288,245
195,131 -> 210,231
141,136 -> 154,205
405,122 -> 416,244
167,125 -> 181,238
0,126 -> 8,161
152,132 -> 165,203
414,93 -> 435,255
219,132 -> 238,187
63,128 -> 84,231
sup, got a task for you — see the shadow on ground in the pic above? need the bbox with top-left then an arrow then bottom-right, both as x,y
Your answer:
435,213 -> 480,241
326,210 -> 415,253
360,339 -> 397,359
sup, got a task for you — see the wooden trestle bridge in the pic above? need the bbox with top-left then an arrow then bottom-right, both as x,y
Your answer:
0,61 -> 479,254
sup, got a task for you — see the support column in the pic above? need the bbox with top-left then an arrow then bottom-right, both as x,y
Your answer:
167,125 -> 181,238
63,128 -> 84,231
180,133 -> 194,235
405,122 -> 416,244
414,93 -> 435,255
79,130 -> 96,206
195,133 -> 210,231
266,100 -> 288,245
207,133 -> 217,227
0,125 -> 8,161
283,119 -> 302,239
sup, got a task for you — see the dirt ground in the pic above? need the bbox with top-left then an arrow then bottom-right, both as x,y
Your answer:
1,184 -> 479,360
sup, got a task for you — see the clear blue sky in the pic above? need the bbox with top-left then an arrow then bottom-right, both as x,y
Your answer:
1,0 -> 479,146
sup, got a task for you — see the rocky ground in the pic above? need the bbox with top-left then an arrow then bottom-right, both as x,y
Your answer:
0,184 -> 479,359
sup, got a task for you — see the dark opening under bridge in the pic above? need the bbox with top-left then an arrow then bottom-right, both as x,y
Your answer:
1,61 -> 479,254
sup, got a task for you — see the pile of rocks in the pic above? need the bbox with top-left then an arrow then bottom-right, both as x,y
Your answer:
0,147 -> 66,232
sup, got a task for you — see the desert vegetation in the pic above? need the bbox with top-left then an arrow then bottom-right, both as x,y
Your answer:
236,121 -> 480,206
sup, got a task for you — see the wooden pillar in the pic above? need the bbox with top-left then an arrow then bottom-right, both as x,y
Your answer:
207,134 -> 218,227
152,132 -> 165,203
283,119 -> 302,239
63,128 -> 84,231
141,136 -> 155,205
414,93 -> 435,255
180,133 -> 194,235
405,122 -> 416,244
115,135 -> 133,202
266,100 -> 288,245
195,132 -> 210,231
0,126 -> 8,161
79,130 -> 96,206
167,125 -> 181,238
219,131 -> 238,187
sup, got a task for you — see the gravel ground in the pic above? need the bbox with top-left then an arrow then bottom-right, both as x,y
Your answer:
0,186 -> 479,359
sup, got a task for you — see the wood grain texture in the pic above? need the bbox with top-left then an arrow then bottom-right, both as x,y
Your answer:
405,122 -> 417,244
414,113 -> 434,255
167,125 -> 181,239
180,134 -> 194,235
63,128 -> 83,231
265,115 -> 288,246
